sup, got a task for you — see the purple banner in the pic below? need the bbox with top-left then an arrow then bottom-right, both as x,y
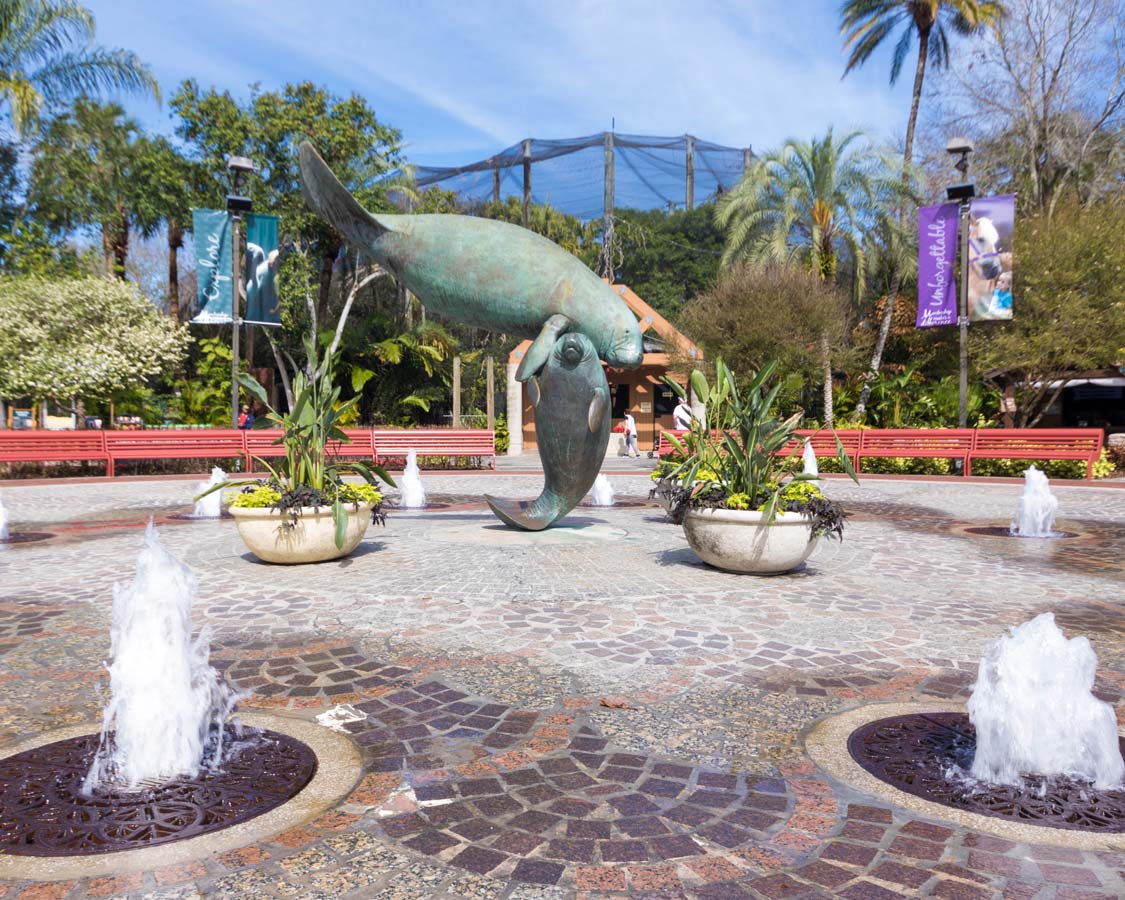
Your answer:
916,202 -> 959,328
968,193 -> 1015,322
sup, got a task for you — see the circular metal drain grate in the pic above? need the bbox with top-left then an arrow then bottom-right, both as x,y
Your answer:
848,713 -> 1125,832
963,526 -> 1079,539
0,532 -> 55,545
0,728 -> 317,856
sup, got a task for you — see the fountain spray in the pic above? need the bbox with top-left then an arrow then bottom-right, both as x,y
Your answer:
84,522 -> 240,792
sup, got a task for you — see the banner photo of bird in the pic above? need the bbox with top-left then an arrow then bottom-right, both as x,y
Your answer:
244,213 -> 282,326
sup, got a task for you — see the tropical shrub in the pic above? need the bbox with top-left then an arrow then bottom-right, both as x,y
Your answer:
656,358 -> 857,537
199,337 -> 394,548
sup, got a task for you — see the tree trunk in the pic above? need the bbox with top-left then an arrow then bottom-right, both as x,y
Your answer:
75,397 -> 85,430
821,333 -> 834,428
167,217 -> 183,320
854,283 -> 901,421
903,27 -> 930,168
109,212 -> 129,280
316,243 -> 339,328
856,29 -> 930,420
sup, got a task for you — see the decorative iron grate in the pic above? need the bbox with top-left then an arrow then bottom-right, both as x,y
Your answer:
0,728 -> 316,856
848,713 -> 1125,832
0,532 -> 55,545
963,526 -> 1078,539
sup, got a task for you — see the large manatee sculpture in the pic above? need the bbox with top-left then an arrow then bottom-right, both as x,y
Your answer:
298,143 -> 642,380
298,142 -> 642,529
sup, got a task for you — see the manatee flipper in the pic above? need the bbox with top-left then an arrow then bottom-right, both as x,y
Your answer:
588,392 -> 608,433
484,493 -> 561,532
299,142 -> 392,253
516,314 -> 571,382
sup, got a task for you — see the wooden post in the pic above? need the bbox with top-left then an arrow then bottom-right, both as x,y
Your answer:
603,131 -> 615,236
1002,383 -> 1016,428
452,355 -> 461,427
492,166 -> 501,204
685,135 -> 695,210
743,147 -> 753,176
486,357 -> 495,429
521,140 -> 532,228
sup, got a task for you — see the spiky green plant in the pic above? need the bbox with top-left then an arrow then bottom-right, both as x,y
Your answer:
659,359 -> 857,531
198,337 -> 395,549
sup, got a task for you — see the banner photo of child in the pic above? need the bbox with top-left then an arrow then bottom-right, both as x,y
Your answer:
967,194 -> 1015,322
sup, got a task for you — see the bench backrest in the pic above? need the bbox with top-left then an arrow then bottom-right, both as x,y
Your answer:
859,428 -> 975,455
104,430 -> 246,457
971,428 -> 1103,455
0,431 -> 107,458
373,429 -> 495,455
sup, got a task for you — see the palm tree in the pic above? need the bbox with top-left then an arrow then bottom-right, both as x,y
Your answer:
0,0 -> 158,136
840,1 -> 1004,420
716,129 -> 902,426
839,0 -> 1005,167
29,98 -> 154,279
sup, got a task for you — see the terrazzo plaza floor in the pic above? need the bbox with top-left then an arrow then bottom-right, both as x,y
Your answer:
0,470 -> 1123,900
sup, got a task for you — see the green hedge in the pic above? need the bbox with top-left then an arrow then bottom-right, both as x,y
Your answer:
816,454 -> 1095,479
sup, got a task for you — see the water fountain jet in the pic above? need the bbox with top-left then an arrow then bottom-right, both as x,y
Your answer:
1010,465 -> 1058,538
191,467 -> 227,518
83,522 -> 240,792
399,450 -> 427,509
802,440 -> 818,477
590,474 -> 615,507
967,612 -> 1124,789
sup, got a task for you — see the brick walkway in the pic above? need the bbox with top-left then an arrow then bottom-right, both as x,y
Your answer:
0,473 -> 1122,898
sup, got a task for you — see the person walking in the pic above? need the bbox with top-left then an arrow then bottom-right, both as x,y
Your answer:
622,411 -> 640,458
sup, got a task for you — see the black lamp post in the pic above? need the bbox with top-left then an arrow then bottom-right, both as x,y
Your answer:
225,155 -> 255,429
945,137 -> 975,430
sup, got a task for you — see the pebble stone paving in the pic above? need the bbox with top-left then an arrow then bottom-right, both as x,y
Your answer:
0,469 -> 1123,899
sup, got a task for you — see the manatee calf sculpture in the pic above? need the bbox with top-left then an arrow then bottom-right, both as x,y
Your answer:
486,332 -> 610,531
298,143 -> 643,380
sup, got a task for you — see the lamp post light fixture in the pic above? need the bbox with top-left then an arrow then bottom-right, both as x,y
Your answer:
225,155 -> 256,430
945,137 -> 975,431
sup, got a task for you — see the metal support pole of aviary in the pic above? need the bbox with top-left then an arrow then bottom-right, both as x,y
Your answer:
945,137 -> 975,431
226,155 -> 256,428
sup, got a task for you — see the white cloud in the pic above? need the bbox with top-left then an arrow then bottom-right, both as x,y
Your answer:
89,0 -> 914,160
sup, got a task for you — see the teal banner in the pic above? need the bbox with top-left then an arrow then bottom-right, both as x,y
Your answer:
191,208 -> 232,323
244,213 -> 281,326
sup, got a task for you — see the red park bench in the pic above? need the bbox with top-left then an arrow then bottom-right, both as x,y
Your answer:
243,428 -> 375,473
0,430 -> 110,471
967,429 -> 1104,479
373,429 -> 496,469
654,427 -> 1103,480
102,430 -> 246,477
855,428 -> 975,473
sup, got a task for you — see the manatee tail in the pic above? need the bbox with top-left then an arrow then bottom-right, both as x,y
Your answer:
298,142 -> 391,251
485,491 -> 569,532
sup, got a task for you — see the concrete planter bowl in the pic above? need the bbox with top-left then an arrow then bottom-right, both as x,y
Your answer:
229,504 -> 373,564
682,507 -> 817,575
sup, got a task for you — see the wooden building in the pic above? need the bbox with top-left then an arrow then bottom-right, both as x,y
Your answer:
505,284 -> 703,456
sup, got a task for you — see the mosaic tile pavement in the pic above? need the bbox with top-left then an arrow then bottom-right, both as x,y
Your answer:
0,472 -> 1123,898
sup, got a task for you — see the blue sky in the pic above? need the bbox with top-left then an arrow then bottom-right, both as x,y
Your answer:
88,0 -> 917,169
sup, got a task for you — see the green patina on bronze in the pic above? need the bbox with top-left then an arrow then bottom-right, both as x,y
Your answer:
486,332 -> 610,531
298,143 -> 643,380
299,142 -> 639,530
